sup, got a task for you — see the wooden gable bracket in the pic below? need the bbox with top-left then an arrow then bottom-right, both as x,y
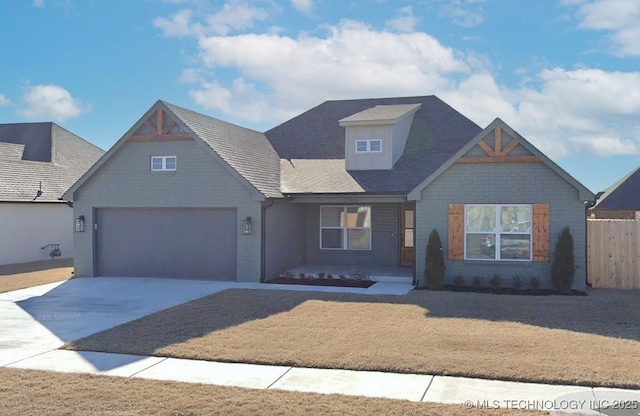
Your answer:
457,127 -> 541,164
129,108 -> 192,142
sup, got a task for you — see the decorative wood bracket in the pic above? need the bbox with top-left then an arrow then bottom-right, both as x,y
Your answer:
457,127 -> 541,164
129,108 -> 192,142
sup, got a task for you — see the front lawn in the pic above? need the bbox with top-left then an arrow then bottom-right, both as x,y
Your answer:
0,368 -> 542,415
65,288 -> 640,388
0,260 -> 73,293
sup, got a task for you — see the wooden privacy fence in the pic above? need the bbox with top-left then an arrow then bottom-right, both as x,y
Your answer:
587,219 -> 640,289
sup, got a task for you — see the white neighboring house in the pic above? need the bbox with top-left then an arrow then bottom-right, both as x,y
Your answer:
0,123 -> 104,266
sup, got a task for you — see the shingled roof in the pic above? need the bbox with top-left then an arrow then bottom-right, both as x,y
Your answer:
162,102 -> 282,198
592,165 -> 640,210
266,96 -> 482,194
0,123 -> 104,202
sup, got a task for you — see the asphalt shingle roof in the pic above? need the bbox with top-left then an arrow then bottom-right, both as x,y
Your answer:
266,96 -> 482,194
0,123 -> 104,202
339,104 -> 421,124
592,165 -> 640,210
163,102 -> 282,198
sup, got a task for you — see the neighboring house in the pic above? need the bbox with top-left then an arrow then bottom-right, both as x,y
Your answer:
63,97 -> 594,290
0,123 -> 104,266
588,166 -> 640,219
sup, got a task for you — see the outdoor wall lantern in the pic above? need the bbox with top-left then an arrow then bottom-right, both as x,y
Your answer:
75,215 -> 85,233
242,216 -> 252,235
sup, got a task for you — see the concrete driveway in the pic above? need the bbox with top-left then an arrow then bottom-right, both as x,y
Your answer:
0,277 -> 238,367
0,276 -> 413,369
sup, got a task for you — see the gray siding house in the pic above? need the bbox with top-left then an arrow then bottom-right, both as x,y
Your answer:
64,97 -> 594,290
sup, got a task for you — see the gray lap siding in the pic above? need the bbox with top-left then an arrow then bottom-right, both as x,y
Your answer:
72,139 -> 262,281
304,203 -> 400,268
416,163 -> 587,291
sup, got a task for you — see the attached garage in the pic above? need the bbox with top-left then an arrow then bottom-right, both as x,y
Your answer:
96,208 -> 237,280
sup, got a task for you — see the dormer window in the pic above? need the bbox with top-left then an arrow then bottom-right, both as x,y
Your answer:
355,139 -> 382,153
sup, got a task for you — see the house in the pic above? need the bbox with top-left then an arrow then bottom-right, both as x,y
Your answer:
0,123 -> 104,266
588,165 -> 640,219
63,97 -> 594,290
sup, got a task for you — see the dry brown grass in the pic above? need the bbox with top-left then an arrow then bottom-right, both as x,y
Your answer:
66,288 -> 640,389
0,259 -> 73,293
0,368 -> 543,415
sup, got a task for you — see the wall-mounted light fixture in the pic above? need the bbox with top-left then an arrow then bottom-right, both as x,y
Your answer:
242,216 -> 252,235
75,215 -> 85,233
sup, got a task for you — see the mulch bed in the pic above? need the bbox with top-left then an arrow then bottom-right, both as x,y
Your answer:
436,284 -> 587,296
265,277 -> 376,288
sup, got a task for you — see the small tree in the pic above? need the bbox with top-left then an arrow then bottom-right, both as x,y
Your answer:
551,226 -> 575,292
425,229 -> 445,289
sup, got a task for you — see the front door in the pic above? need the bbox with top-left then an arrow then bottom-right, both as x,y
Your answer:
400,206 -> 415,267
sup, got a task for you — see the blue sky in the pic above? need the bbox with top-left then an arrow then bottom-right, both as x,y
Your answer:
1,0 -> 639,193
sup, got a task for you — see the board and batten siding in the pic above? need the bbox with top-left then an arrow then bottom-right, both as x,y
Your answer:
416,162 -> 587,291
71,139 -> 262,281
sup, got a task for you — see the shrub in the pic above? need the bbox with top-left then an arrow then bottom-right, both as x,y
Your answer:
296,273 -> 305,279
511,274 -> 523,289
318,272 -> 326,279
551,226 -> 576,292
424,229 -> 445,289
472,276 -> 484,288
305,274 -> 314,280
488,273 -> 501,289
339,274 -> 346,280
530,275 -> 541,290
327,274 -> 333,280
454,275 -> 465,287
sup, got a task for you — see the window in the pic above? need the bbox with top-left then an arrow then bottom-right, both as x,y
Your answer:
151,156 -> 177,172
464,204 -> 532,261
320,206 -> 371,250
355,139 -> 382,153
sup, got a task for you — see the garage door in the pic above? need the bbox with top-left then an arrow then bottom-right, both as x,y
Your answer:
97,208 -> 237,280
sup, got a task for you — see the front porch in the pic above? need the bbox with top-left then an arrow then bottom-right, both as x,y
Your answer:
287,264 -> 413,284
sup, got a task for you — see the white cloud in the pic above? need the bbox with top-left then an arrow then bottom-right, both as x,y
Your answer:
20,85 -> 90,122
290,0 -> 313,14
443,68 -> 640,157
385,6 -> 419,33
155,7 -> 640,159
154,1 -> 272,37
0,94 -> 10,106
432,0 -> 486,28
33,0 -> 44,7
567,0 -> 640,56
154,9 -> 197,37
190,19 -> 470,123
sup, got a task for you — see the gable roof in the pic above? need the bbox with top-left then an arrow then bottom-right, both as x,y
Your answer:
266,96 -> 482,194
592,165 -> 640,210
0,122 -> 104,202
407,118 -> 595,201
64,101 -> 282,200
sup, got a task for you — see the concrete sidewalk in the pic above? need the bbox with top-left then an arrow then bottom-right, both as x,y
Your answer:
1,277 -> 638,415
5,349 -> 640,415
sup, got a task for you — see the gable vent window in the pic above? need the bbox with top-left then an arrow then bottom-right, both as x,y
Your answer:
355,139 -> 382,153
151,156 -> 177,172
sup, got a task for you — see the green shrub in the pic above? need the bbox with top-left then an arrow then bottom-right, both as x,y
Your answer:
424,229 -> 446,289
530,275 -> 541,290
511,274 -> 523,289
453,275 -> 465,287
472,276 -> 484,288
551,226 -> 576,292
488,273 -> 501,289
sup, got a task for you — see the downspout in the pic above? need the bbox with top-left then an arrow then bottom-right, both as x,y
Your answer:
260,199 -> 275,283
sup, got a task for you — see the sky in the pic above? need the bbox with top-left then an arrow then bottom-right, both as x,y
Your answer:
1,0 -> 639,194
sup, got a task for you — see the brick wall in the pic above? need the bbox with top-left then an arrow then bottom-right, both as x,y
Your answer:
415,162 -> 588,291
71,139 -> 262,281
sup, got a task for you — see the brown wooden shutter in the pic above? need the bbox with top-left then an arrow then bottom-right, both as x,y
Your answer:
448,204 -> 464,260
532,204 -> 549,262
